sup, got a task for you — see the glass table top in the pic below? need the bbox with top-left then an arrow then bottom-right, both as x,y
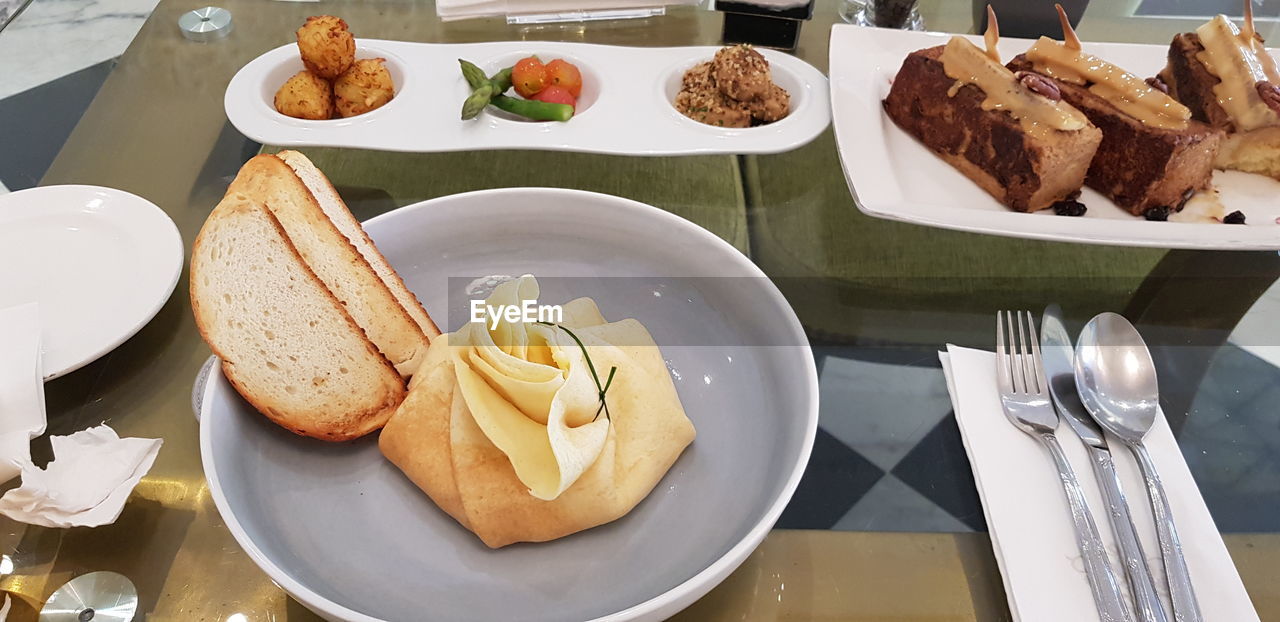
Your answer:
1,0 -> 1279,619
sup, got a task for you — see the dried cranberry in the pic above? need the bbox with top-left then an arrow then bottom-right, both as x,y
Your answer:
1052,199 -> 1088,217
1223,210 -> 1247,224
1144,206 -> 1171,221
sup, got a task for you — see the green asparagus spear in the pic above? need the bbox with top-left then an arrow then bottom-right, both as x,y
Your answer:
459,59 -> 488,90
490,94 -> 574,122
489,67 -> 513,94
461,83 -> 496,120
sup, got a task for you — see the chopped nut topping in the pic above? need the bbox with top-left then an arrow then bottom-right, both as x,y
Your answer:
1145,76 -> 1170,94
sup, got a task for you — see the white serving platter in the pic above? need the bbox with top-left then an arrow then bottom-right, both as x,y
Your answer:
226,40 -> 830,156
0,185 -> 183,379
830,25 -> 1280,250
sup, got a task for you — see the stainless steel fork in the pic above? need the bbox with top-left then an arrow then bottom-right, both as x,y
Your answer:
996,310 -> 1135,622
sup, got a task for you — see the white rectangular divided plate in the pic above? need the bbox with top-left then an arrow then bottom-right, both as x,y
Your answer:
226,40 -> 830,156
830,25 -> 1280,250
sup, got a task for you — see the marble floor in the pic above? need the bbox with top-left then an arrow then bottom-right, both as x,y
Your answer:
0,0 -> 23,28
0,0 -> 158,100
1230,277 -> 1280,369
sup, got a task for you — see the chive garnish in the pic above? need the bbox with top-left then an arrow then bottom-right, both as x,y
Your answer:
538,322 -> 617,421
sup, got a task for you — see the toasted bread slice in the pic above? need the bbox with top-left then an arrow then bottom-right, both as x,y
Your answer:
275,150 -> 440,339
190,193 -> 405,441
227,154 -> 428,377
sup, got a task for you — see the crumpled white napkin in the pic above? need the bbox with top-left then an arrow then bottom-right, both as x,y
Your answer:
940,344 -> 1258,622
0,425 -> 162,528
437,0 -> 698,21
0,303 -> 47,484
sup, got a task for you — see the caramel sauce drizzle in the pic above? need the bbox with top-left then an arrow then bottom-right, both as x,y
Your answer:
1025,4 -> 1190,130
1243,1 -> 1280,85
940,6 -> 1088,138
1195,4 -> 1280,131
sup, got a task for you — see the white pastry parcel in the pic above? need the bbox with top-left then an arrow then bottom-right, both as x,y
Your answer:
380,276 -> 695,547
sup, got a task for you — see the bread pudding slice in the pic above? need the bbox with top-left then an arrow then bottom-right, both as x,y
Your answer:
884,39 -> 1101,212
1159,13 -> 1280,179
1009,42 -> 1221,217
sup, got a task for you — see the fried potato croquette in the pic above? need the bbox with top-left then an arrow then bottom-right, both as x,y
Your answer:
334,58 -> 395,117
274,70 -> 335,120
296,15 -> 355,80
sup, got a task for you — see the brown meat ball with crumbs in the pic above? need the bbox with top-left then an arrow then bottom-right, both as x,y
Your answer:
334,58 -> 395,117
747,84 -> 790,123
674,47 -> 789,127
296,15 -> 355,80
712,44 -> 772,101
675,87 -> 752,128
274,71 -> 335,120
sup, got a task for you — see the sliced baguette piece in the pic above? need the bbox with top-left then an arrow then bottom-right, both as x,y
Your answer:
227,154 -> 428,377
275,150 -> 440,340
190,193 -> 405,441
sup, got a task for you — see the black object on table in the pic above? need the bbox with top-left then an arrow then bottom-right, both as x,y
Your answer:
715,1 -> 815,50
973,0 -> 1090,38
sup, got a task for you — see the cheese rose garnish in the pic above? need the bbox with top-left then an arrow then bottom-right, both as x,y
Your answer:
380,275 -> 696,547
450,276 -> 612,500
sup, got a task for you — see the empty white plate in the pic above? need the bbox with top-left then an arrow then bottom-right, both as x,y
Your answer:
0,185 -> 183,379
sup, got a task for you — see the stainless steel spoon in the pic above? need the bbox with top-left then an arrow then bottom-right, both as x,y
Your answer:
1075,313 -> 1202,622
1042,305 -> 1166,622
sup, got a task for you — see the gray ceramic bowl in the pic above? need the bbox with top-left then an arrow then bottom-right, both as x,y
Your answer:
198,188 -> 818,621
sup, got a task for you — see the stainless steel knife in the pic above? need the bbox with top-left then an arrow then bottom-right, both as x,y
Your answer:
1041,304 -> 1168,622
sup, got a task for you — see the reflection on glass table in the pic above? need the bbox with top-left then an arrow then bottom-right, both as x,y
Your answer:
0,0 -> 1278,620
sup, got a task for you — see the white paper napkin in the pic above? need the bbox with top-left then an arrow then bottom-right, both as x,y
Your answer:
0,303 -> 46,485
0,425 -> 162,528
437,0 -> 699,21
940,345 -> 1258,622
